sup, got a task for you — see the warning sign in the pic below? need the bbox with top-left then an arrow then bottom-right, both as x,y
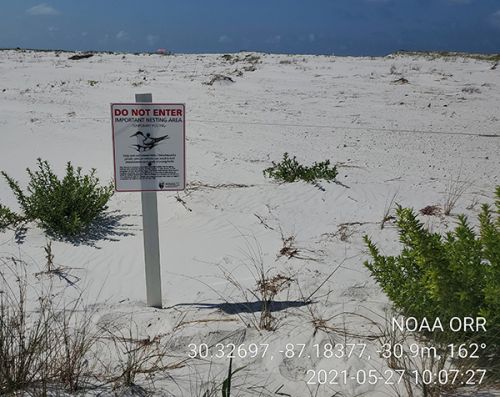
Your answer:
111,103 -> 185,192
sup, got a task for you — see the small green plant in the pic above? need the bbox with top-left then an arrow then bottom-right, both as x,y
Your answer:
221,357 -> 245,397
263,152 -> 338,183
364,187 -> 500,378
0,203 -> 22,231
2,159 -> 114,237
221,357 -> 233,397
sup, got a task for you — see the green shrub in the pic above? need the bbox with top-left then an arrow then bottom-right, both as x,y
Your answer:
0,204 -> 22,231
1,159 -> 114,237
263,152 -> 338,183
364,187 -> 499,372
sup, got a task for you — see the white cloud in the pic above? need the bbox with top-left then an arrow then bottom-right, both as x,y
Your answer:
266,35 -> 281,44
218,35 -> 231,43
27,3 -> 60,16
147,34 -> 159,46
81,32 -> 88,37
491,10 -> 500,28
48,26 -> 58,32
308,33 -> 316,42
116,30 -> 128,40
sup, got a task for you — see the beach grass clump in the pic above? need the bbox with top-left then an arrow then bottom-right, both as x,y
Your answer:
263,152 -> 338,183
364,187 -> 500,378
2,159 -> 113,238
0,254 -> 97,395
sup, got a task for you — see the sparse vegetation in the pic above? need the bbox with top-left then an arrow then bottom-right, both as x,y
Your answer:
221,265 -> 293,331
462,86 -> 481,94
217,53 -> 260,79
0,247 -> 187,395
2,159 -> 114,238
263,152 -> 338,184
218,237 -> 295,331
0,255 -> 97,395
104,323 -> 164,387
203,74 -> 235,86
393,50 -> 500,62
220,53 -> 261,65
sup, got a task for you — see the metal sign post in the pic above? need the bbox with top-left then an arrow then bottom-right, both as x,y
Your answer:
111,93 -> 186,308
136,93 -> 162,308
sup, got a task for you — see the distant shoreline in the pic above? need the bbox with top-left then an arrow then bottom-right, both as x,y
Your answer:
1,47 -> 499,61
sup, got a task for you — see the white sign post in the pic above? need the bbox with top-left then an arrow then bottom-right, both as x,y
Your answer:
111,94 -> 185,308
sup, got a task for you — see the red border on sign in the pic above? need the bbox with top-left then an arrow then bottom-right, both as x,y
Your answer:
110,103 -> 186,192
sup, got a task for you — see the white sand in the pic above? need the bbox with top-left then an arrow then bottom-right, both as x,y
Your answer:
0,50 -> 498,396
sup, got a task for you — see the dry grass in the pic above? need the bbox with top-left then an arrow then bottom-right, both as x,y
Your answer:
381,191 -> 398,229
0,244 -> 188,395
443,172 -> 471,215
420,205 -> 441,216
211,235 -> 297,331
0,253 -> 97,394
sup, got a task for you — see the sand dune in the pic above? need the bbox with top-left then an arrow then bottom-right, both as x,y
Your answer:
0,49 -> 498,396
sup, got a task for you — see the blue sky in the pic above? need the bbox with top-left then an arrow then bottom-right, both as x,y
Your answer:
1,0 -> 499,55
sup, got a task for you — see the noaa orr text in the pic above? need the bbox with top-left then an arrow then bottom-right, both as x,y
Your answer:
392,316 -> 487,332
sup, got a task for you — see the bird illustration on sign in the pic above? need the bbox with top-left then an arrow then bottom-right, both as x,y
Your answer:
130,131 -> 169,152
